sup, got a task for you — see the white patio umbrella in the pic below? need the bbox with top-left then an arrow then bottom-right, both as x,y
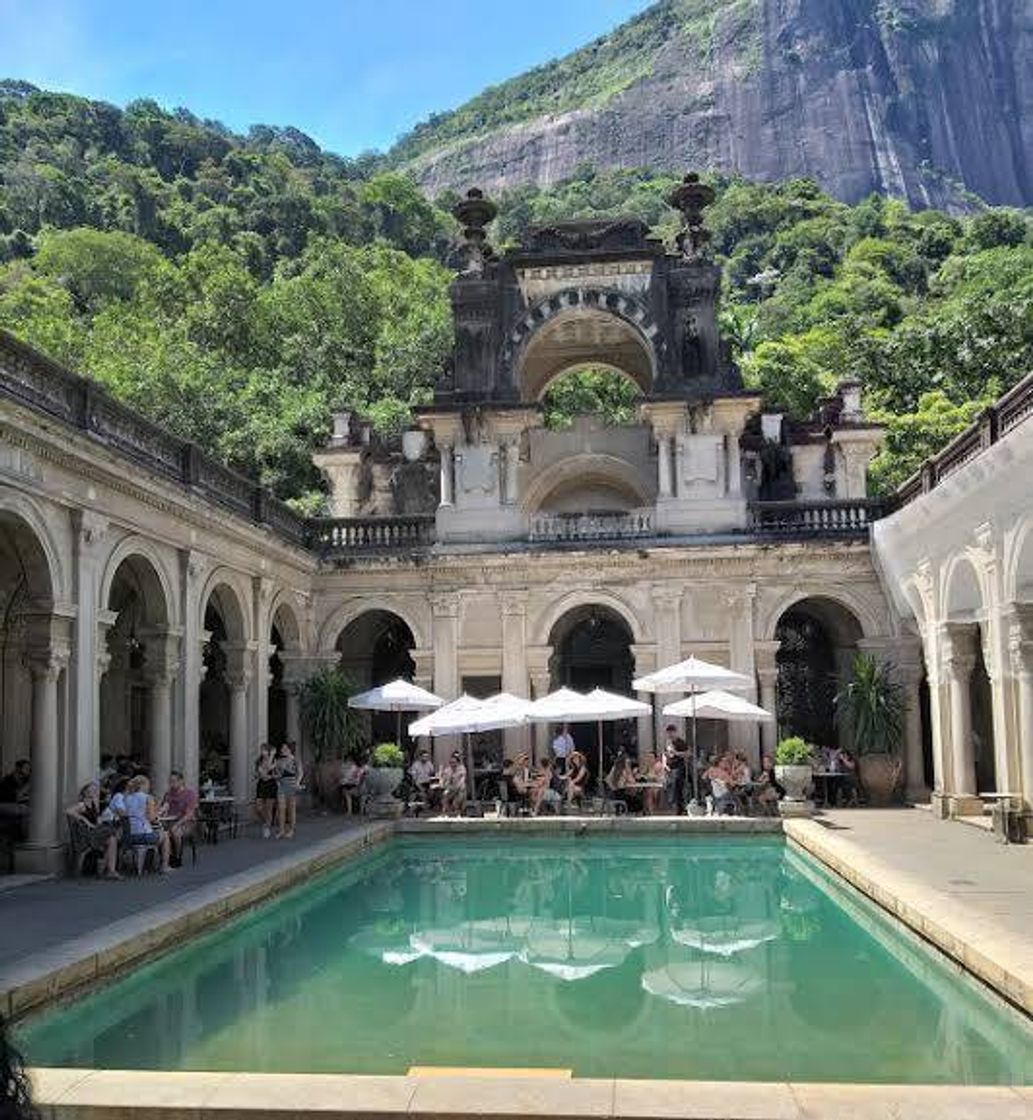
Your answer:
348,678 -> 444,747
663,690 -> 774,724
584,688 -> 652,790
634,658 -> 753,804
409,692 -> 532,796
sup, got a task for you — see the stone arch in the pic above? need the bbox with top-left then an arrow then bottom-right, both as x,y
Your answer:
1005,516 -> 1033,604
522,453 -> 652,515
268,592 -> 303,651
100,537 -> 175,630
198,569 -> 250,643
531,588 -> 647,647
0,494 -> 65,608
502,289 -> 663,401
318,597 -> 429,654
758,587 -> 883,643
941,552 -> 990,622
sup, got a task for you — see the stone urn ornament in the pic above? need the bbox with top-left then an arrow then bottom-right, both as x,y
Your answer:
774,737 -> 815,817
366,743 -> 406,818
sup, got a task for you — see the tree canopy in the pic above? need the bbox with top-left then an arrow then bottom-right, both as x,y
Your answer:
1,84 -> 1030,506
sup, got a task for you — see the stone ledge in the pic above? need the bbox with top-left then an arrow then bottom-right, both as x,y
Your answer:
1,823 -> 393,1021
27,1069 -> 1033,1120
396,816 -> 783,835
783,819 -> 1033,1017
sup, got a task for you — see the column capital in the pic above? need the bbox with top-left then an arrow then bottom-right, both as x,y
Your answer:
1008,605 -> 1033,677
430,591 -> 459,618
501,590 -> 528,618
142,628 -> 183,686
224,641 -> 257,691
651,585 -> 682,612
71,508 -> 109,550
940,623 -> 977,681
26,646 -> 69,683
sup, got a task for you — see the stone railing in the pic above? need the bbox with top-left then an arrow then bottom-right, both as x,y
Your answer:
897,370 -> 1033,507
529,508 -> 656,543
0,330 -> 309,549
310,515 -> 436,555
747,499 -> 893,538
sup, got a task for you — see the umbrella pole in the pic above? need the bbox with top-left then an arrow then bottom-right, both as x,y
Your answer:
396,710 -> 402,750
465,732 -> 475,801
597,720 -> 604,796
691,691 -> 699,805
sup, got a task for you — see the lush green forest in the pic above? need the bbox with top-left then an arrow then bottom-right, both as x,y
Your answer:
1,82 -> 1030,510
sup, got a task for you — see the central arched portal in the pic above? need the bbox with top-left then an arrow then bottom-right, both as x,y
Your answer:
336,610 -> 416,748
548,605 -> 636,771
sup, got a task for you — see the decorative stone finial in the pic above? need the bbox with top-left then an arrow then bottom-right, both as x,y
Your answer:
451,187 -> 498,275
667,172 -> 715,261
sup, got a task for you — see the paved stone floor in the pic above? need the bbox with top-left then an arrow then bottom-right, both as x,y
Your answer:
0,812 -> 364,968
788,807 -> 1033,1013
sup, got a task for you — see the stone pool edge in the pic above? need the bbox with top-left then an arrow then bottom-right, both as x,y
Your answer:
26,1067 -> 1033,1120
783,818 -> 1033,1017
0,821 -> 394,1021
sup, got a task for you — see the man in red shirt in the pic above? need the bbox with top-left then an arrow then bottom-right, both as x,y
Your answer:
160,769 -> 198,868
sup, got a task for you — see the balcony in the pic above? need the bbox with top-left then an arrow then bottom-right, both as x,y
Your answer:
310,515 -> 436,555
529,508 -> 656,543
746,499 -> 893,538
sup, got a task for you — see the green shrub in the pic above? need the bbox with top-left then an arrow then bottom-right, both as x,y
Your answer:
775,736 -> 813,766
371,742 -> 405,768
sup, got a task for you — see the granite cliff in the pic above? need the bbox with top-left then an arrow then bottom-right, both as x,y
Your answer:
392,0 -> 1033,209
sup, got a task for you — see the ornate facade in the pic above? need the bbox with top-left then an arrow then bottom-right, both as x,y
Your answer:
1,177 -> 1026,871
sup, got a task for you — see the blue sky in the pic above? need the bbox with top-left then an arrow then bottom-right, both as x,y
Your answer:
0,0 -> 650,155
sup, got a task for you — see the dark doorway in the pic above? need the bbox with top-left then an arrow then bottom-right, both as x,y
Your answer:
971,631 -> 996,793
337,611 -> 417,748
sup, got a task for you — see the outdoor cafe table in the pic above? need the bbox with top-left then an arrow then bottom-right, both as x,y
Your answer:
812,770 -> 845,807
197,796 -> 237,843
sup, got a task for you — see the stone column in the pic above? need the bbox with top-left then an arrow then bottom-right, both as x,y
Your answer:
501,592 -> 529,757
70,510 -> 108,790
411,648 -> 435,694
144,629 -> 181,801
1009,606 -> 1033,809
526,645 -> 553,764
225,643 -> 255,806
431,593 -> 459,767
179,550 -> 205,789
754,641 -> 781,759
657,437 -> 673,499
894,641 -> 929,803
630,644 -> 657,763
439,445 -> 455,507
94,610 -> 115,769
26,648 -> 68,859
501,440 -> 521,506
941,624 -> 978,807
726,586 -> 758,759
652,587 -> 682,746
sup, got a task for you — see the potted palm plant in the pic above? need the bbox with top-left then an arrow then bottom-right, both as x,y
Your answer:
775,736 -> 815,806
298,666 -> 364,807
834,653 -> 906,806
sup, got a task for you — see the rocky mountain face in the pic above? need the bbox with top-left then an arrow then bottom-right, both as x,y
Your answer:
393,0 -> 1033,210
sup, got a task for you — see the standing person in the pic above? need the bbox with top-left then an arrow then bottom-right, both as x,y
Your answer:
550,723 -> 574,774
254,744 -> 278,838
122,775 -> 171,873
274,742 -> 303,839
159,770 -> 197,867
664,734 -> 690,815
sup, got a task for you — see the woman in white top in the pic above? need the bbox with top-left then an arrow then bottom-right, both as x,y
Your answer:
123,775 -> 171,873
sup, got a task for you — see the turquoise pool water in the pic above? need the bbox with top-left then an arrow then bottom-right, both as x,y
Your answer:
18,836 -> 1033,1083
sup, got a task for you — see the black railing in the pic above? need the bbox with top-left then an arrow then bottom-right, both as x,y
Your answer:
310,515 -> 436,555
897,370 -> 1033,508
0,330 -> 309,548
747,499 -> 893,538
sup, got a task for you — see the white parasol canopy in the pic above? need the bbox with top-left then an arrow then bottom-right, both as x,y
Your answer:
663,689 -> 773,724
584,688 -> 652,720
348,678 -> 444,712
634,657 -> 752,694
349,678 -> 444,745
409,692 -> 532,736
527,687 -> 600,722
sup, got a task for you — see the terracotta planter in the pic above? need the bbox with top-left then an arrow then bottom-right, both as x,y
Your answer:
858,754 -> 902,806
775,765 -> 813,802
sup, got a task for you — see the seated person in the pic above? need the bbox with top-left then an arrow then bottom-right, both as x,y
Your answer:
66,781 -> 120,878
835,748 -> 860,804
339,754 -> 367,815
704,759 -> 737,815
123,774 -> 171,873
0,758 -> 31,842
640,749 -> 664,814
408,749 -> 435,798
756,754 -> 785,809
565,750 -> 589,805
159,770 -> 197,866
531,759 -> 563,815
439,751 -> 467,816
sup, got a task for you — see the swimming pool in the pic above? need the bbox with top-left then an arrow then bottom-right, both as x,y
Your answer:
18,836 -> 1033,1084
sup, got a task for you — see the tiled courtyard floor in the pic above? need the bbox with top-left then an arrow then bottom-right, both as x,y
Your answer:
0,812 -> 368,969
